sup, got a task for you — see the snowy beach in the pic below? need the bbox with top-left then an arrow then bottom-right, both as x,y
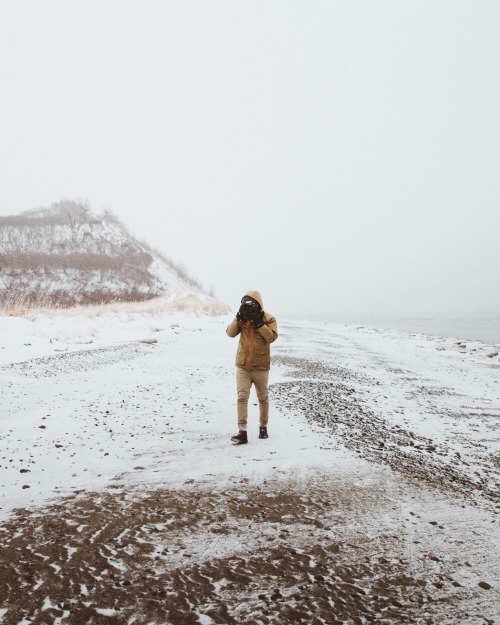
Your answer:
0,309 -> 499,624
3,1 -> 500,622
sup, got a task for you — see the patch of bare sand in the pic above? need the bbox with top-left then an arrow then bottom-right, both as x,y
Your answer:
1,470 -> 497,625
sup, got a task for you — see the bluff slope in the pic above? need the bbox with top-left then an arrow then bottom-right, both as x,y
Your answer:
0,201 -> 206,308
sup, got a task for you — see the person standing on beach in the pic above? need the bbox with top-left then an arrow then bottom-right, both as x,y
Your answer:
226,290 -> 278,444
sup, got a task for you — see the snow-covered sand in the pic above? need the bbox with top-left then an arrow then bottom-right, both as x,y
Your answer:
0,312 -> 359,516
0,308 -> 499,623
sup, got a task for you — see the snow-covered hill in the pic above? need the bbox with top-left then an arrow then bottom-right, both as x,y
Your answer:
0,200 -> 209,309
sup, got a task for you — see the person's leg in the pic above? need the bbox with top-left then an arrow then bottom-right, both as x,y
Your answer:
236,367 -> 252,431
252,369 -> 270,427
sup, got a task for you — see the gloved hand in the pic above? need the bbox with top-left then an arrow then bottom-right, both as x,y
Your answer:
252,310 -> 265,329
237,303 -> 250,322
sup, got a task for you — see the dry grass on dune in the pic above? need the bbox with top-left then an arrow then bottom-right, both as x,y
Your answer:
0,293 -> 230,318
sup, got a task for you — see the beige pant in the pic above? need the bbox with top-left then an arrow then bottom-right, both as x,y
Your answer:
236,367 -> 270,431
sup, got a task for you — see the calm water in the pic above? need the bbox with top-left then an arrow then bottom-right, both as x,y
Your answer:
292,313 -> 500,345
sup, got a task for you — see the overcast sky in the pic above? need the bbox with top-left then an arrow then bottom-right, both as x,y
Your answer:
1,1 -> 499,316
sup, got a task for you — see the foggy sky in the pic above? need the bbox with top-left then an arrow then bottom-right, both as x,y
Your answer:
1,1 -> 499,316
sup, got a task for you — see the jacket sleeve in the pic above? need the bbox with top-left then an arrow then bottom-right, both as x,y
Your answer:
257,315 -> 278,343
226,317 -> 241,338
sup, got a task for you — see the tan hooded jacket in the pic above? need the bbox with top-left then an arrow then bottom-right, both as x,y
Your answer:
226,290 -> 278,370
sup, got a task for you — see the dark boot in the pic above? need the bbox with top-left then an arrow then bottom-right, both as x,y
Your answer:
231,430 -> 248,444
259,426 -> 268,439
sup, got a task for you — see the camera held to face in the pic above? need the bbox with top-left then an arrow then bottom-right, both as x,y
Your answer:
237,295 -> 265,325
238,300 -> 260,322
